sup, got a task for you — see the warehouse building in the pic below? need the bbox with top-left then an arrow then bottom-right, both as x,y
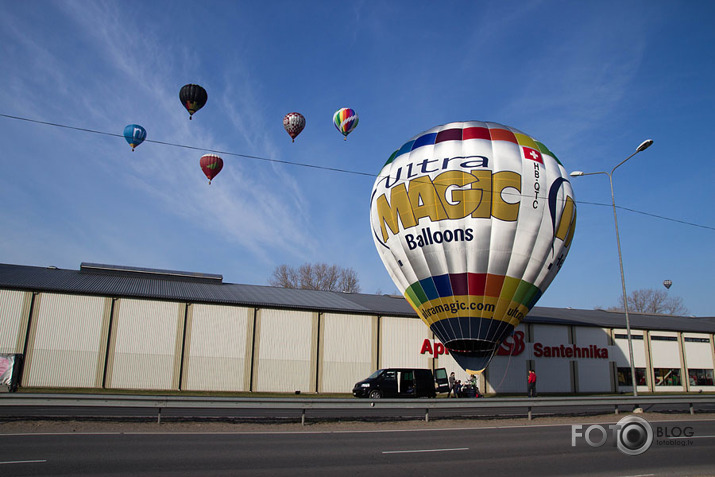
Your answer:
0,262 -> 713,395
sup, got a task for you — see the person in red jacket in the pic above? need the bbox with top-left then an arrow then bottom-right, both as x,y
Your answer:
527,370 -> 537,397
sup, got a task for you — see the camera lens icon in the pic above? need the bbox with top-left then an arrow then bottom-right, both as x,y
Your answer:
616,416 -> 653,456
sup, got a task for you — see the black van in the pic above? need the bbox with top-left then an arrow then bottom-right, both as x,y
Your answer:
352,368 -> 449,399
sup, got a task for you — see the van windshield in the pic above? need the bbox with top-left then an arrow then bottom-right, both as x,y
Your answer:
367,369 -> 383,379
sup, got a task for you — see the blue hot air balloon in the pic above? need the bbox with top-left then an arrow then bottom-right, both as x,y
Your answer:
123,124 -> 147,151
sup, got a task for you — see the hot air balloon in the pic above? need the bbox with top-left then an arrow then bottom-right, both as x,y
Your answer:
283,112 -> 306,142
333,108 -> 358,140
180,84 -> 208,120
369,121 -> 577,374
200,154 -> 223,184
123,124 -> 146,151
663,280 -> 672,289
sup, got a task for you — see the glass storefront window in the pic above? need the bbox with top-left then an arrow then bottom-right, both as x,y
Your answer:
687,369 -> 714,386
654,368 -> 681,386
617,367 -> 647,386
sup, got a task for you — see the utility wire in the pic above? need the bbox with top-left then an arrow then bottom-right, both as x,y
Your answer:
2,112 -> 712,232
0,113 -> 375,178
577,200 -> 715,231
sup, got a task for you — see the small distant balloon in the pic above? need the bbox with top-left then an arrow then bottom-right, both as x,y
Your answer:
283,112 -> 306,142
200,154 -> 223,184
663,280 -> 672,289
123,124 -> 146,151
180,84 -> 208,120
333,108 -> 358,140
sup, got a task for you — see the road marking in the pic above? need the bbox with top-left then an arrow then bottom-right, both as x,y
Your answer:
383,447 -> 468,454
0,459 -> 47,465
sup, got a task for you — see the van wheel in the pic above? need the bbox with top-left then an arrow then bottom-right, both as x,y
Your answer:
369,390 -> 382,399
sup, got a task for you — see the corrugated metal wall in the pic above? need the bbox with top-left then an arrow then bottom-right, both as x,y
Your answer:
0,290 -> 29,354
106,299 -> 182,390
379,316 -> 431,369
319,313 -> 374,393
23,293 -> 108,388
485,324 -> 528,394
183,304 -> 251,392
2,284 -> 713,395
574,327 -> 612,393
253,309 -> 314,393
533,324 -> 571,393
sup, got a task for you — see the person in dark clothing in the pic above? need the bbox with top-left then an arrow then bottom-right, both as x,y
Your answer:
448,372 -> 456,398
527,370 -> 537,397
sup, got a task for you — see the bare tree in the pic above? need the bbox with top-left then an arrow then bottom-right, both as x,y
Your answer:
607,288 -> 688,315
269,263 -> 361,293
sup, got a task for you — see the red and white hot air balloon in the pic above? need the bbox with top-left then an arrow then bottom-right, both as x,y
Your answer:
283,112 -> 306,142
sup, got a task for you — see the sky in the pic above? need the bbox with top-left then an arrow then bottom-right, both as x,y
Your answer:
1,0 -> 713,317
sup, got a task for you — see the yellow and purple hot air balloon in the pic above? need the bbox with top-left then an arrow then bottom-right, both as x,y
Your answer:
333,108 -> 358,140
369,121 -> 577,374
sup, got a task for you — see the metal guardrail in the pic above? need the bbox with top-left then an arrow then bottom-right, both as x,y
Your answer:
1,393 -> 714,424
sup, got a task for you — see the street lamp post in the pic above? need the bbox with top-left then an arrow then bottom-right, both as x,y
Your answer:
570,139 -> 653,397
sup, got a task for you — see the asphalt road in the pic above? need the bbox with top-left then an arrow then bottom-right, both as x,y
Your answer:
1,418 -> 714,476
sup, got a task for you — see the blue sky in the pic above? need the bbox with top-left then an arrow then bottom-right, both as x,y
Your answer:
1,1 -> 713,316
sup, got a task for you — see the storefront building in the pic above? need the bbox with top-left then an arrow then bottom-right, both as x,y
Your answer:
1,262 -> 713,395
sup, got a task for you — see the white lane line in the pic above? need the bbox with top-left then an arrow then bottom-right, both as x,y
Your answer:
0,459 -> 47,465
383,447 -> 469,454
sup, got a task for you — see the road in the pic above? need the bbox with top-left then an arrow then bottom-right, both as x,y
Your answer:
1,417 -> 714,476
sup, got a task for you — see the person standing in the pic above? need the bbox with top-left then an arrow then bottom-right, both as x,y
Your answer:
527,370 -> 537,397
448,372 -> 456,398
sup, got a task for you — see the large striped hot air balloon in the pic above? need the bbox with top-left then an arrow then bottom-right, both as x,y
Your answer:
333,108 -> 358,140
369,121 -> 577,374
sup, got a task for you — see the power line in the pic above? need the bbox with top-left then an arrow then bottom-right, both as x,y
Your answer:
0,113 -> 376,178
2,112 -> 712,232
576,200 -> 715,231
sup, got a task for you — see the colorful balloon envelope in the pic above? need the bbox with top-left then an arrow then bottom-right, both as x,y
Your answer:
180,84 -> 208,120
333,108 -> 358,140
123,124 -> 146,151
663,280 -> 672,289
283,112 -> 306,142
369,121 -> 577,373
200,154 -> 223,184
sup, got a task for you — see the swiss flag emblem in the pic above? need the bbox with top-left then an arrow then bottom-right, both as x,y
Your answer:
523,146 -> 543,164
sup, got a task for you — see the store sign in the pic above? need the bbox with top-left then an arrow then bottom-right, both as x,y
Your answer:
533,343 -> 608,359
497,331 -> 526,356
419,330 -> 609,359
419,339 -> 450,356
